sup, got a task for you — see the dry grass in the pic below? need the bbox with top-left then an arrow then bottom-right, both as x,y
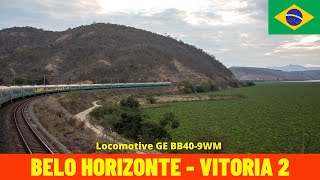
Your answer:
34,96 -> 100,153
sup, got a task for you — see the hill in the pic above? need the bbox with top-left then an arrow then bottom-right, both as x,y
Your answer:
230,67 -> 320,81
0,24 -> 237,88
270,64 -> 320,72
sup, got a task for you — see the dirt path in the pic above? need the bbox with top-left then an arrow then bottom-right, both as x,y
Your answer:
73,101 -> 156,154
74,101 -> 104,137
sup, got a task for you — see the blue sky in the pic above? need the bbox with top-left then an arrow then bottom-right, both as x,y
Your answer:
1,0 -> 319,68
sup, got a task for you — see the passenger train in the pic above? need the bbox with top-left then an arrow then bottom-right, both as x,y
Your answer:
0,82 -> 172,107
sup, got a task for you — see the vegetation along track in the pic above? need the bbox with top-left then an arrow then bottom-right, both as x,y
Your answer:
13,98 -> 58,154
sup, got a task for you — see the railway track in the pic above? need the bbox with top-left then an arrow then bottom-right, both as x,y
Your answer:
13,98 -> 58,154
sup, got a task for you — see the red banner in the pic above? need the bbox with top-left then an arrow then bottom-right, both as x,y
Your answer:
0,154 -> 319,179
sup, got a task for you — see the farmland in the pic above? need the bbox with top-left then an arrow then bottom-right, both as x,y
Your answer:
143,82 -> 320,153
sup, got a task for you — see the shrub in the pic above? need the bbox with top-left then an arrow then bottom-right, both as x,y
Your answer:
90,103 -> 122,127
146,96 -> 157,104
114,111 -> 143,139
197,80 -> 218,92
240,81 -> 256,87
159,112 -> 180,129
171,119 -> 180,129
179,80 -> 218,94
139,122 -> 171,143
178,81 -> 196,94
247,81 -> 256,86
120,96 -> 140,109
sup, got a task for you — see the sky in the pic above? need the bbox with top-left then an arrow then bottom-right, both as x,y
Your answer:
0,0 -> 319,68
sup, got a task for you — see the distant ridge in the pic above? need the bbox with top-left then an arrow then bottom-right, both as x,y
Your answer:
269,64 -> 320,72
230,66 -> 320,81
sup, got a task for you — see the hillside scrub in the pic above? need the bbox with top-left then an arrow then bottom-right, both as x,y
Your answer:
0,24 -> 237,87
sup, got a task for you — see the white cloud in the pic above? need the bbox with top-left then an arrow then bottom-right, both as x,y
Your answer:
98,0 -> 258,25
266,35 -> 320,55
98,0 -> 211,14
33,0 -> 102,19
240,33 -> 249,38
279,36 -> 320,51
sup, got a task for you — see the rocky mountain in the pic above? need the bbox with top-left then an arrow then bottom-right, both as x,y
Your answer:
0,23 -> 237,88
230,67 -> 320,81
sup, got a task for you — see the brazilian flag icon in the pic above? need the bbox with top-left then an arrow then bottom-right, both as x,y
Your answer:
269,0 -> 320,34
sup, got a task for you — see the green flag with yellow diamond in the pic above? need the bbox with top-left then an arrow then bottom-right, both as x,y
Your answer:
269,0 -> 320,34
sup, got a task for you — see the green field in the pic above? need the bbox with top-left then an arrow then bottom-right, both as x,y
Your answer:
143,82 -> 320,153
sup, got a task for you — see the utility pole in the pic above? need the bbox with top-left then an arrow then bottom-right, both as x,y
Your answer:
70,77 -> 73,85
13,74 -> 16,86
43,75 -> 46,86
0,92 -> 2,108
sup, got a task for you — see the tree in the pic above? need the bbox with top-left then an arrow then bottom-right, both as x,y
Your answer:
0,77 -> 4,85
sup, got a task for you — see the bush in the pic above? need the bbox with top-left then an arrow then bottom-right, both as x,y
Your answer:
197,80 -> 218,92
178,81 -> 196,94
171,119 -> 180,129
120,96 -> 140,109
159,112 -> 180,129
114,111 -> 143,139
179,80 -> 218,94
240,81 -> 256,87
247,81 -> 256,86
146,96 -> 157,104
90,103 -> 122,127
139,122 -> 171,143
